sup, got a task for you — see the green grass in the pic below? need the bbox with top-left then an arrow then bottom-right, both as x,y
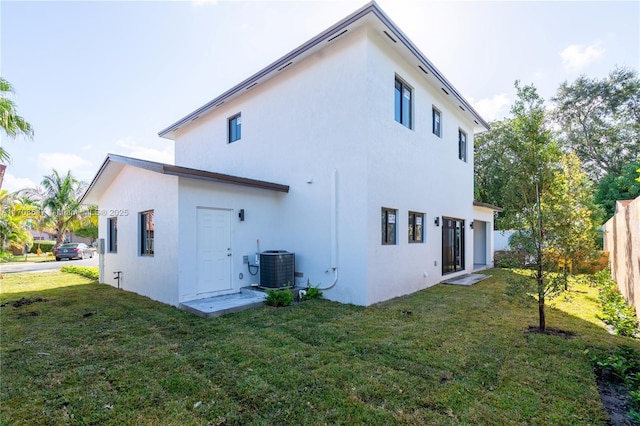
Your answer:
1,268 -> 638,425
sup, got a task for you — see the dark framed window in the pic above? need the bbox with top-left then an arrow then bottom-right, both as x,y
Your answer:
394,77 -> 412,129
408,212 -> 424,243
139,210 -> 154,256
381,207 -> 397,245
432,107 -> 441,137
107,217 -> 117,253
228,113 -> 241,143
458,129 -> 467,162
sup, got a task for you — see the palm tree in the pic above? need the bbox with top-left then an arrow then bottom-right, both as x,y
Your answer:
32,170 -> 88,245
0,77 -> 34,188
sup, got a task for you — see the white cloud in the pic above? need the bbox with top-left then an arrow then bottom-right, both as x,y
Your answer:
470,93 -> 511,122
560,41 -> 605,72
2,172 -> 37,192
37,153 -> 94,179
115,137 -> 174,165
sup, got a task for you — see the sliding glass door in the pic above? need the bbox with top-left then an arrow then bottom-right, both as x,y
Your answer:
442,217 -> 465,274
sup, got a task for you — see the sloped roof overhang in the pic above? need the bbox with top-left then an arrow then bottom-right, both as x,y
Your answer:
158,1 -> 489,139
80,154 -> 289,205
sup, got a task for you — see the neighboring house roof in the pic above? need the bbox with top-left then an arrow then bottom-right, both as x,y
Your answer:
158,1 -> 490,140
80,154 -> 289,205
473,201 -> 503,212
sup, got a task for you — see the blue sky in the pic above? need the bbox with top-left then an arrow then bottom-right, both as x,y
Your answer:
1,0 -> 638,192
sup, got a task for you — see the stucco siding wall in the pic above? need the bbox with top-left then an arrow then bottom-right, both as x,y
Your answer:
174,28 -> 372,306
604,198 -> 640,317
169,25 -> 481,306
363,30 -> 477,305
98,166 -> 179,306
177,178 -> 284,302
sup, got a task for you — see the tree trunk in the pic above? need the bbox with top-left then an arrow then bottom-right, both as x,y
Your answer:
538,292 -> 546,331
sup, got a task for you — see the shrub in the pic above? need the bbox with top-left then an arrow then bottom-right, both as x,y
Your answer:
301,285 -> 323,301
265,289 -> 293,307
0,251 -> 13,263
494,250 -> 525,268
29,241 -> 56,254
596,270 -> 639,337
60,265 -> 99,280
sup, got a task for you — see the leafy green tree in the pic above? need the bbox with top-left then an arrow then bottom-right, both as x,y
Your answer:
71,206 -> 98,242
594,160 -> 640,221
500,82 -> 563,331
552,67 -> 640,181
27,170 -> 88,245
474,120 -> 513,228
543,153 -> 601,285
0,190 -> 34,252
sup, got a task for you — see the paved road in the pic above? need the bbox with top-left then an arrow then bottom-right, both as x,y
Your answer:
1,256 -> 99,274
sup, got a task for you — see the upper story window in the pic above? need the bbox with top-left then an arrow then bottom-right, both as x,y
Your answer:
408,212 -> 424,243
394,77 -> 412,129
458,129 -> 467,162
381,207 -> 397,245
140,210 -> 154,256
228,113 -> 241,143
107,217 -> 117,253
432,107 -> 442,137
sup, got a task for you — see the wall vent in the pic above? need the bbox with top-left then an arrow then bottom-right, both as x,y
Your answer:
459,105 -> 465,111
327,29 -> 348,42
277,62 -> 293,71
383,30 -> 397,43
215,101 -> 225,107
441,88 -> 449,95
246,82 -> 258,90
418,65 -> 429,75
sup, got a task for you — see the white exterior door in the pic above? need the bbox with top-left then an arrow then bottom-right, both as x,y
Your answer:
196,208 -> 232,295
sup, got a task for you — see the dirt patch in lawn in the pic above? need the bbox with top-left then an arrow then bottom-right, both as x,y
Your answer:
525,325 -> 576,339
0,297 -> 48,308
596,370 -> 635,426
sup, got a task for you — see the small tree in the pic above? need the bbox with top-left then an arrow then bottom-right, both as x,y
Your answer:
500,82 -> 563,331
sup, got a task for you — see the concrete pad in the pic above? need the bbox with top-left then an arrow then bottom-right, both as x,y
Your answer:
179,287 -> 267,318
442,273 -> 490,286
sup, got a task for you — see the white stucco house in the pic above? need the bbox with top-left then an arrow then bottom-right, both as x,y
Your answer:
81,2 -> 499,308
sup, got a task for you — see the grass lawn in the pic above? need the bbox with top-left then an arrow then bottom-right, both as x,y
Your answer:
1,268 -> 638,425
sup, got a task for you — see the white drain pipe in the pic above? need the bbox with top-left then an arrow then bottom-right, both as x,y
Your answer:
319,168 -> 338,291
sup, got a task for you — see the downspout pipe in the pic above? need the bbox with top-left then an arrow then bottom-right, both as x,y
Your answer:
319,169 -> 338,291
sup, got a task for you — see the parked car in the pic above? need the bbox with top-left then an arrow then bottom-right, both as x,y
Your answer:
54,243 -> 94,261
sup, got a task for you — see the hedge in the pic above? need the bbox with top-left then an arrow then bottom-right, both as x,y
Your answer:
29,241 -> 56,254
